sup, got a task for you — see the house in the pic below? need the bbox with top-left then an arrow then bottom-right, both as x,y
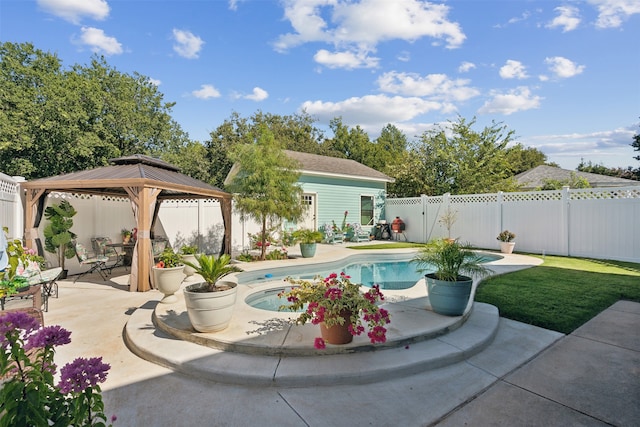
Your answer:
225,150 -> 394,232
515,165 -> 640,190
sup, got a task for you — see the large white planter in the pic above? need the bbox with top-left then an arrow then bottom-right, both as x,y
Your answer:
152,265 -> 185,303
183,280 -> 238,333
500,241 -> 516,254
182,254 -> 199,279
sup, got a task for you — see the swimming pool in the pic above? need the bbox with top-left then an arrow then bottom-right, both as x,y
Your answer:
243,251 -> 502,311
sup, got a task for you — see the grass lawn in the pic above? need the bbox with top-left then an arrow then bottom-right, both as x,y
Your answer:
475,255 -> 640,334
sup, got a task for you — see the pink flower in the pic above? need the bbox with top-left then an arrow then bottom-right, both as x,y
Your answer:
314,337 -> 326,349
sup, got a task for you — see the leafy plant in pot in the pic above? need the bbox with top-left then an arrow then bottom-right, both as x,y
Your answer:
292,229 -> 323,258
412,239 -> 490,316
180,245 -> 199,279
497,230 -> 516,254
43,200 -> 77,279
152,248 -> 185,304
182,254 -> 243,332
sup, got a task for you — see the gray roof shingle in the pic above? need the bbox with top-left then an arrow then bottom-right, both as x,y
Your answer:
515,165 -> 640,189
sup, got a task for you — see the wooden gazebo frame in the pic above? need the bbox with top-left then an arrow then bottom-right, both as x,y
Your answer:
20,155 -> 232,292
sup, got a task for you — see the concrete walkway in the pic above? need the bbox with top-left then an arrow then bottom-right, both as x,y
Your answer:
36,249 -> 639,426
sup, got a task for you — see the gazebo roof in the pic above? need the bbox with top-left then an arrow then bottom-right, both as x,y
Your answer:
20,154 -> 232,293
22,154 -> 230,200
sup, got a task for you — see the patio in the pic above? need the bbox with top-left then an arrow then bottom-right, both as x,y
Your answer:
37,243 -> 639,425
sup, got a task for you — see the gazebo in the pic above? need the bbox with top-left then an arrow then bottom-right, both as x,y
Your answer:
20,155 -> 232,292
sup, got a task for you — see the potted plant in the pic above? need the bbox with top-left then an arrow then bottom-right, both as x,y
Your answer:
182,254 -> 243,333
279,272 -> 391,349
0,275 -> 29,299
497,230 -> 516,254
121,228 -> 132,244
43,200 -> 77,279
412,239 -> 490,316
152,248 -> 185,303
438,206 -> 457,243
292,229 -> 323,258
180,245 -> 199,279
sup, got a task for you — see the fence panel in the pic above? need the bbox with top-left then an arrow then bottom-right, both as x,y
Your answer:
385,186 -> 640,263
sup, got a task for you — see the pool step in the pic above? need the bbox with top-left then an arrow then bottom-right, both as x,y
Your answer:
124,301 -> 500,387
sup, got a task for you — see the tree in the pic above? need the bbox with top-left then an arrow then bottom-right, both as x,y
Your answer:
226,125 -> 305,260
540,172 -> 590,190
0,42 -> 190,179
206,111 -> 325,189
404,116 -> 520,196
504,144 -> 548,175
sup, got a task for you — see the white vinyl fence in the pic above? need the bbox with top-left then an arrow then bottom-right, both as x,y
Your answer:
0,173 -> 23,239
385,186 -> 640,263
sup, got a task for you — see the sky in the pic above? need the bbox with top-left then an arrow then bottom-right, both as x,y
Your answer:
1,0 -> 639,171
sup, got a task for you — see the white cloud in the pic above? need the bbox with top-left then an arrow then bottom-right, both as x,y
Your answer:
546,6 -> 581,32
314,49 -> 379,69
192,84 -> 221,99
172,29 -> 204,59
377,71 -> 480,102
149,78 -> 161,86
499,60 -> 529,79
275,0 -> 466,64
520,126 -> 637,167
458,61 -> 476,73
478,87 -> 542,115
301,94 -> 441,126
545,56 -> 585,78
587,0 -> 640,29
397,51 -> 411,62
37,0 -> 109,24
75,27 -> 122,55
244,87 -> 269,101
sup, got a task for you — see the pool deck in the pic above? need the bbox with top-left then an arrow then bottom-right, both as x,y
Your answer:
38,243 -> 639,426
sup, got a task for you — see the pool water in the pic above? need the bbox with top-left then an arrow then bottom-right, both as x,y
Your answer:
244,253 -> 501,312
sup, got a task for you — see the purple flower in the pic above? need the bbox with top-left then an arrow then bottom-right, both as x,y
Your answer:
0,311 -> 40,335
58,357 -> 110,394
25,325 -> 71,351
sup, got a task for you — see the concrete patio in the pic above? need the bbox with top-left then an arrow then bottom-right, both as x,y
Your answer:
36,245 -> 639,426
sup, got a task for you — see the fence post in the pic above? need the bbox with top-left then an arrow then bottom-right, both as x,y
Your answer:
497,191 -> 504,237
562,186 -> 570,256
421,194 -> 428,243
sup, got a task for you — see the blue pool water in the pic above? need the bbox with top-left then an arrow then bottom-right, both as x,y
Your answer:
244,253 -> 501,311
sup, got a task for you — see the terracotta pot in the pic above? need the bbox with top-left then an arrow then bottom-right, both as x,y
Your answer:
319,310 -> 353,344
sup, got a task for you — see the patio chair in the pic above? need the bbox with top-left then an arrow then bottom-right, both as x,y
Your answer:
152,238 -> 168,261
351,223 -> 370,242
73,240 -> 109,283
92,237 -> 125,272
322,223 -> 344,244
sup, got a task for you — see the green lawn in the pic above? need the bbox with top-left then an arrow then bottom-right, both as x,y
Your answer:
475,255 -> 640,334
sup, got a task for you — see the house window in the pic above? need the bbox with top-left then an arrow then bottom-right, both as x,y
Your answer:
302,195 -> 313,205
360,196 -> 374,225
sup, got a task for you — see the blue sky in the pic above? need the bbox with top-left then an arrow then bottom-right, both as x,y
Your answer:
2,0 -> 639,170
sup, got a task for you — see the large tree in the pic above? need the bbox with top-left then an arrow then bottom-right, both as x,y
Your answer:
226,125 -> 305,260
206,110 -> 325,189
399,116 -> 520,196
0,42 -> 189,178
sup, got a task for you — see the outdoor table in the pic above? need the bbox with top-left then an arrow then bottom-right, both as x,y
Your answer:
26,267 -> 62,312
106,242 -> 135,267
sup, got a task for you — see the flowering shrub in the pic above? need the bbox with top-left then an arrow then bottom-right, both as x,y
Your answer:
3,227 -> 45,279
0,311 -> 114,426
279,272 -> 391,349
154,248 -> 183,268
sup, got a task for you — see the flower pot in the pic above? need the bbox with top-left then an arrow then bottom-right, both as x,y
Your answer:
299,243 -> 317,258
319,310 -> 353,344
183,280 -> 238,332
500,241 -> 515,254
182,254 -> 199,279
425,273 -> 473,316
152,265 -> 185,303
123,235 -> 131,244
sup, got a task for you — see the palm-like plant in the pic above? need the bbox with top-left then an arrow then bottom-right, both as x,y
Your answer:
412,239 -> 490,282
183,254 -> 242,292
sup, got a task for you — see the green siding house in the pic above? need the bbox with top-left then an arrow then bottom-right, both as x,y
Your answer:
284,150 -> 394,233
226,150 -> 394,233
